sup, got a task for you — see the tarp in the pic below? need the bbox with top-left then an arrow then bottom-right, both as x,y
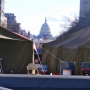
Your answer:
0,27 -> 33,74
42,26 -> 90,75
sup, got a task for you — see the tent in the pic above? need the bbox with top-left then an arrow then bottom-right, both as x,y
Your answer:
42,26 -> 90,75
0,27 -> 33,74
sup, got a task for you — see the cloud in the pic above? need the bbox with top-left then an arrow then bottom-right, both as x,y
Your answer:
49,6 -> 79,18
17,16 -> 45,35
19,6 -> 79,36
54,6 -> 79,12
5,6 -> 79,36
18,16 -> 62,36
44,6 -> 79,36
5,8 -> 19,13
47,16 -> 61,22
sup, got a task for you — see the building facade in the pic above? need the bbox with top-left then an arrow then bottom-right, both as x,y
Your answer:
5,13 -> 20,33
80,0 -> 90,17
2,16 -> 7,28
0,0 -> 7,28
19,29 -> 31,39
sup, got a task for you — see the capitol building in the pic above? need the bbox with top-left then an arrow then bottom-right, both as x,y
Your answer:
32,17 -> 55,49
38,17 -> 52,38
32,17 -> 54,40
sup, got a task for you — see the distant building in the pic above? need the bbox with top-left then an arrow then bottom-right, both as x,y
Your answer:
33,17 -> 53,40
2,17 -> 7,28
5,13 -> 20,33
19,29 -> 31,39
0,0 -> 7,28
80,0 -> 90,17
38,17 -> 52,39
32,17 -> 54,48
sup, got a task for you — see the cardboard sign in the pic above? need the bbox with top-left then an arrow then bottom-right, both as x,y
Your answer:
63,69 -> 71,75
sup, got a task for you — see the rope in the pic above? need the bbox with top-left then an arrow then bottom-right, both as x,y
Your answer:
35,49 -> 41,64
42,47 -> 62,62
35,42 -> 67,74
35,43 -> 65,62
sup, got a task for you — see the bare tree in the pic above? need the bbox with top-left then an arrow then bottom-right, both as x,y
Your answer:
60,13 -> 79,30
57,14 -> 79,39
57,11 -> 90,39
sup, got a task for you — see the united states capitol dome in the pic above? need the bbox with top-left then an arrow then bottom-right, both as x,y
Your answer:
41,19 -> 49,29
39,17 -> 52,38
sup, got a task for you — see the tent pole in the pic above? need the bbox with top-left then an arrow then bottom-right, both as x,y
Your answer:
32,49 -> 35,74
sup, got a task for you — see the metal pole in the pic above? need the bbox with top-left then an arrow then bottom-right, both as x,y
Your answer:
32,42 -> 35,74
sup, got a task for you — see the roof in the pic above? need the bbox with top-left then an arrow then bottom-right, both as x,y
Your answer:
0,26 -> 32,41
44,26 -> 90,49
13,32 -> 31,41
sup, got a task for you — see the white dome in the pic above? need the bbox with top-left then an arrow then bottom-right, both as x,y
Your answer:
39,17 -> 52,36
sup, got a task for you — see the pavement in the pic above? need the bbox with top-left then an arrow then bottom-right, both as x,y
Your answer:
0,74 -> 89,90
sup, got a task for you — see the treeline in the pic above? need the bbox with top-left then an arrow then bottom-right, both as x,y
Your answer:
57,13 -> 90,39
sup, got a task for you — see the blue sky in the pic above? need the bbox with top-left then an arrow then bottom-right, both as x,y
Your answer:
5,0 -> 80,36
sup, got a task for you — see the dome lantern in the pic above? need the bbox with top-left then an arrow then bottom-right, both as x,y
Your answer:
45,17 -> 47,23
